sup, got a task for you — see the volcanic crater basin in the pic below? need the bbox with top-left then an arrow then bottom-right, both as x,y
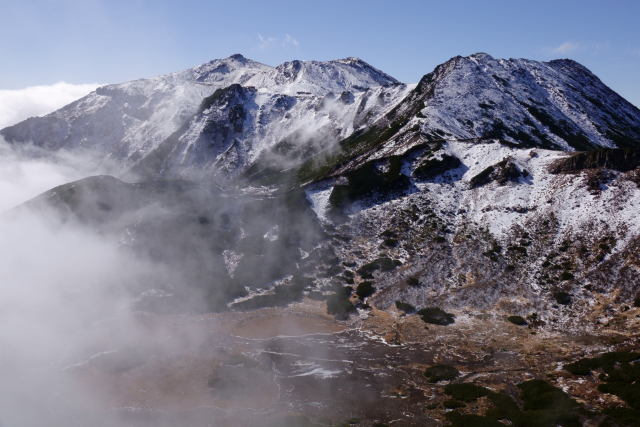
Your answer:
60,298 -> 640,427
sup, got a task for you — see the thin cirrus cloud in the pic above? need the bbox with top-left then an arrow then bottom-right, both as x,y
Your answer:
551,41 -> 582,54
548,41 -> 612,56
257,33 -> 300,50
0,82 -> 101,129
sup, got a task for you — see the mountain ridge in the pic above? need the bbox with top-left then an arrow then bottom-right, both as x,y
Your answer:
3,52 -> 639,183
1,53 -> 412,180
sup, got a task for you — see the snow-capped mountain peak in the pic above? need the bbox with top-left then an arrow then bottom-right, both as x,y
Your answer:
1,54 -> 409,176
355,52 -> 640,158
186,54 -> 272,84
2,53 -> 639,182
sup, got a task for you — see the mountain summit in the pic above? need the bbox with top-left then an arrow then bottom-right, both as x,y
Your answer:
1,54 -> 411,178
411,53 -> 640,149
2,53 -> 639,181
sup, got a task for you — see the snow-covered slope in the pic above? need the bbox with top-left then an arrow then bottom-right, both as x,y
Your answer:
304,138 -> 640,330
1,54 -> 408,178
135,79 -> 411,179
244,56 -> 400,95
400,53 -> 640,151
1,55 -> 268,158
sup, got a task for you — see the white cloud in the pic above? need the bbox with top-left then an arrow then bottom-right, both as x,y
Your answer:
283,33 -> 300,47
257,33 -> 300,50
0,137 -> 117,211
258,33 -> 278,50
0,81 -> 101,129
547,41 -> 610,56
0,139 -> 154,426
551,41 -> 581,54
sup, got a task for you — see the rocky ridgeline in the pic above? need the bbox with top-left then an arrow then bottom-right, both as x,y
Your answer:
5,53 -> 640,328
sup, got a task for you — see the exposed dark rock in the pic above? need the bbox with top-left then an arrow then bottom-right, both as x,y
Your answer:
355,281 -> 376,299
328,156 -> 410,212
549,148 -> 640,174
469,157 -> 527,188
553,291 -> 572,305
412,154 -> 462,180
394,301 -> 416,314
444,383 -> 490,401
424,364 -> 460,382
418,307 -> 455,325
507,315 -> 528,326
356,257 -> 401,278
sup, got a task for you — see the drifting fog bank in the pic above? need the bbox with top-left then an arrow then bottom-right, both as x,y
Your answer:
0,138 -> 119,212
0,142 -> 164,426
0,82 -> 101,129
0,139 -> 326,426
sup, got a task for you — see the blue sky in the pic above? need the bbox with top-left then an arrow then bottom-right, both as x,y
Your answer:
1,0 -> 639,106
